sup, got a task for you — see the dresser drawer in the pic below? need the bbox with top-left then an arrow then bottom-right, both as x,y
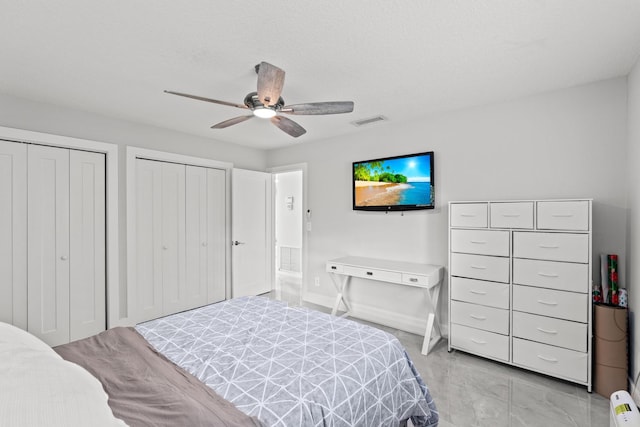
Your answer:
513,285 -> 587,322
450,203 -> 488,228
450,253 -> 509,283
450,229 -> 509,256
490,202 -> 534,229
537,200 -> 590,231
513,258 -> 589,293
513,232 -> 589,263
343,266 -> 401,283
513,311 -> 587,352
450,324 -> 509,362
451,301 -> 509,334
513,338 -> 587,383
450,277 -> 509,309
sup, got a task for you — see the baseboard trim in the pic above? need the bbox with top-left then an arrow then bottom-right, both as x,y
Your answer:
304,291 -> 432,337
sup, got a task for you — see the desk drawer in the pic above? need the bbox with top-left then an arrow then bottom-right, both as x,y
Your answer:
450,229 -> 509,256
513,338 -> 587,383
450,203 -> 488,228
343,266 -> 401,283
537,200 -> 589,231
450,324 -> 509,362
450,253 -> 509,283
513,258 -> 588,293
451,301 -> 509,334
451,277 -> 509,309
513,232 -> 589,263
513,285 -> 587,322
490,202 -> 534,229
513,311 -> 587,352
326,263 -> 344,273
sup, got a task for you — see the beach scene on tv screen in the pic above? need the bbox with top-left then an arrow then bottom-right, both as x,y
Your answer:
354,154 -> 432,207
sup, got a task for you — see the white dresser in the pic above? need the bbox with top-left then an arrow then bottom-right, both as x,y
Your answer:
448,199 -> 592,391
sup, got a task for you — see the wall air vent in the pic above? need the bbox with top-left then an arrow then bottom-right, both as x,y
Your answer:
351,115 -> 388,127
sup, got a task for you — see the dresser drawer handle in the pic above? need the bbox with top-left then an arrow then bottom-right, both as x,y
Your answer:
366,271 -> 373,276
330,266 -> 337,270
461,213 -> 477,217
536,327 -> 558,334
537,355 -> 559,363
551,213 -> 574,218
538,244 -> 559,249
537,299 -> 558,306
470,265 -> 487,270
470,240 -> 487,244
470,314 -> 487,321
537,272 -> 559,278
469,289 -> 487,295
502,214 -> 521,218
408,277 -> 418,282
471,338 -> 487,345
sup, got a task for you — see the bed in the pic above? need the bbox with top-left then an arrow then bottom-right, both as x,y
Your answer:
3,296 -> 439,427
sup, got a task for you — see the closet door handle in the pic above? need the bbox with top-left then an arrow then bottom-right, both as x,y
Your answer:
202,242 -> 208,247
60,255 -> 68,261
162,245 -> 168,250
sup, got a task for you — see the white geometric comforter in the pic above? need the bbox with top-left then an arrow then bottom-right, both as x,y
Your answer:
136,296 -> 439,427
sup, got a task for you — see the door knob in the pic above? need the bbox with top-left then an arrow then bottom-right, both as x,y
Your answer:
232,240 -> 245,246
60,255 -> 68,261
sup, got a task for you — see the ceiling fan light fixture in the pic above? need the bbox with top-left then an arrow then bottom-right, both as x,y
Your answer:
253,107 -> 277,119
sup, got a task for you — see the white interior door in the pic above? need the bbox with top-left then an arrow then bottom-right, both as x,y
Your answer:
0,141 -> 27,329
27,144 -> 70,346
69,150 -> 106,342
232,168 -> 272,298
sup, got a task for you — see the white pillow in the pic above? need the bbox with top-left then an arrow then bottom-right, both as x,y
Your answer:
0,322 -> 127,427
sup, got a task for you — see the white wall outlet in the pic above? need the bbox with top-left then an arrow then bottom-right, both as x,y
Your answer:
314,276 -> 320,287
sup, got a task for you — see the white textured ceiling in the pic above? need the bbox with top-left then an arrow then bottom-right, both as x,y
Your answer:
1,1 -> 640,150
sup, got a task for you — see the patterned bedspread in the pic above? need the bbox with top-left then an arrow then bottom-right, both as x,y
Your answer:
136,296 -> 439,427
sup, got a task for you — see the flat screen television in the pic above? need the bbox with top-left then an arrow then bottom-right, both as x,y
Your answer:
352,151 -> 434,211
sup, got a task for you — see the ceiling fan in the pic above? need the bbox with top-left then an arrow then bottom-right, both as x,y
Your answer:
165,62 -> 354,138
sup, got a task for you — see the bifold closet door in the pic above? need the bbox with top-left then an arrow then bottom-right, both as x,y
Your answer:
135,159 -> 186,321
27,145 -> 71,346
185,166 -> 226,308
69,150 -> 106,342
27,145 -> 106,346
0,141 -> 27,329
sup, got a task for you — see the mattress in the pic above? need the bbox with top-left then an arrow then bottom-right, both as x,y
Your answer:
136,296 -> 439,427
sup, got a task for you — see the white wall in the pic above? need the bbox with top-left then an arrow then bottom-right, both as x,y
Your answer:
275,171 -> 303,249
0,93 -> 267,323
267,77 -> 629,335
627,57 -> 640,385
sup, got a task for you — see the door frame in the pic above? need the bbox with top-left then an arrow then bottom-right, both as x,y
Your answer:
0,126 -> 120,327
267,163 -> 308,299
126,147 -> 232,323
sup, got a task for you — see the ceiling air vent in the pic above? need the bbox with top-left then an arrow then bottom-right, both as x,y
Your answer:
351,115 -> 387,127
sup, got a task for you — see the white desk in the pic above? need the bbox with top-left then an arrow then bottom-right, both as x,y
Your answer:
326,256 -> 444,356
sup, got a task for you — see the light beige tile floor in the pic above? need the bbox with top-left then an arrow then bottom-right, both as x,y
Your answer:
272,274 -> 611,427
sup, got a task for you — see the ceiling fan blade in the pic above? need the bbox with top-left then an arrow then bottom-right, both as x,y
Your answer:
270,116 -> 306,138
280,101 -> 354,115
165,90 -> 248,109
256,62 -> 285,107
211,115 -> 254,129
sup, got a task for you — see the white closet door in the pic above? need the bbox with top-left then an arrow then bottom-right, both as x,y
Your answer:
160,162 -> 186,315
69,150 -> 106,341
185,166 -> 226,309
27,144 -> 70,346
207,167 -> 226,304
135,159 -> 164,321
0,141 -> 27,329
185,166 -> 209,308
